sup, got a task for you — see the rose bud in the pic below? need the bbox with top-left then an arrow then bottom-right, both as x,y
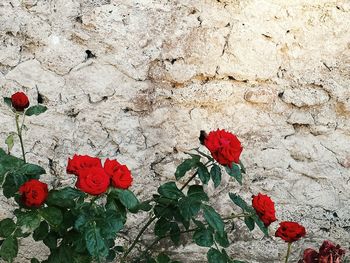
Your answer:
11,92 -> 30,111
203,129 -> 243,167
275,221 -> 306,243
252,193 -> 277,227
19,179 -> 48,207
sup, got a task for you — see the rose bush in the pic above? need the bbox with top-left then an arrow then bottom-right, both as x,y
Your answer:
0,92 -> 347,263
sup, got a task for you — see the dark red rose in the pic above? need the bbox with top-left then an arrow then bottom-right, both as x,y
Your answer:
299,240 -> 346,263
19,179 -> 48,207
252,193 -> 277,227
104,159 -> 133,189
319,240 -> 345,263
75,167 -> 110,195
11,92 -> 30,111
67,154 -> 102,176
275,221 -> 306,243
203,129 -> 243,167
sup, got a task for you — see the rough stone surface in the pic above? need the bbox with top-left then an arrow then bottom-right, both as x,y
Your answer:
0,0 -> 350,262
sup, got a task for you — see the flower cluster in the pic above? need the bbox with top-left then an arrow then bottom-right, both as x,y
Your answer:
300,240 -> 346,263
67,154 -> 133,195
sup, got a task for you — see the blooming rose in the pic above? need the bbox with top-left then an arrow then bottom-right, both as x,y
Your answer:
104,159 -> 133,189
67,154 -> 102,176
275,221 -> 306,243
19,179 -> 48,207
252,193 -> 277,227
300,240 -> 346,263
201,129 -> 243,167
11,92 -> 30,111
75,167 -> 110,195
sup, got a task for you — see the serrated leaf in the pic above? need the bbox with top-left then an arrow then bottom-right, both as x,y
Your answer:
197,163 -> 210,184
39,207 -> 63,227
202,205 -> 225,237
207,248 -> 226,263
225,164 -> 242,185
115,189 -> 139,210
16,210 -> 41,233
0,218 -> 16,237
47,187 -> 85,208
252,214 -> 269,236
215,231 -> 229,248
154,217 -> 171,237
158,182 -> 184,200
228,193 -> 251,212
0,236 -> 18,262
210,164 -> 222,188
25,105 -> 47,116
193,228 -> 213,247
175,156 -> 200,180
244,217 -> 255,231
84,227 -> 109,259
178,197 -> 201,221
169,222 -> 181,246
187,185 -> 209,202
33,221 -> 49,241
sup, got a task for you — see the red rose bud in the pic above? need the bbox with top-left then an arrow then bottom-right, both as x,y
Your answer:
67,154 -> 102,176
252,193 -> 277,227
19,179 -> 48,207
75,167 -> 110,195
104,159 -> 133,189
275,221 -> 306,243
11,92 -> 30,111
203,129 -> 243,167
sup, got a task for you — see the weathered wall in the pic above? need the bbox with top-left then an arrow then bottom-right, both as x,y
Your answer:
0,0 -> 350,262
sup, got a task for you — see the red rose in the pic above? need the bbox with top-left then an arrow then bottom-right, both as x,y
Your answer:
275,221 -> 306,243
252,193 -> 277,227
19,179 -> 48,207
299,241 -> 345,263
202,129 -> 243,167
75,167 -> 110,195
104,159 -> 133,189
11,92 -> 30,111
67,154 -> 102,176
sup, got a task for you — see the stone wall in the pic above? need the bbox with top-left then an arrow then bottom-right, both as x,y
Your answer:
0,0 -> 349,262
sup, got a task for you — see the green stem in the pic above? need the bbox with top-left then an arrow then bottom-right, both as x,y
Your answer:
15,112 -> 26,163
285,242 -> 292,263
122,161 -> 211,261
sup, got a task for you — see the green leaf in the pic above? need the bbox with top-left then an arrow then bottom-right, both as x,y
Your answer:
210,164 -> 222,188
31,258 -> 40,263
0,236 -> 18,262
225,164 -> 242,185
154,217 -> 171,237
115,189 -> 139,210
187,185 -> 209,202
239,161 -> 246,174
5,133 -> 15,154
47,187 -> 85,208
16,210 -> 41,233
0,149 -> 25,186
84,227 -> 109,259
157,253 -> 171,263
25,105 -> 47,116
39,207 -> 63,227
175,156 -> 200,180
98,211 -> 124,240
3,97 -> 12,108
202,205 -> 225,237
178,197 -> 201,221
158,182 -> 184,200
193,228 -> 213,247
43,232 -> 58,249
169,222 -> 181,245
197,163 -> 210,184
207,248 -> 226,263
0,218 -> 16,238
244,217 -> 255,231
33,221 -> 49,241
251,214 -> 269,236
228,193 -> 251,212
215,231 -> 229,248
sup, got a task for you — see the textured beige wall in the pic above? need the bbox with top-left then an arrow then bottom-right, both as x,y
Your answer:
0,0 -> 350,262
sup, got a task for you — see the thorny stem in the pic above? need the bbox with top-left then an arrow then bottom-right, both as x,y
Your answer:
285,242 -> 292,263
15,112 -> 26,163
121,160 -> 211,262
